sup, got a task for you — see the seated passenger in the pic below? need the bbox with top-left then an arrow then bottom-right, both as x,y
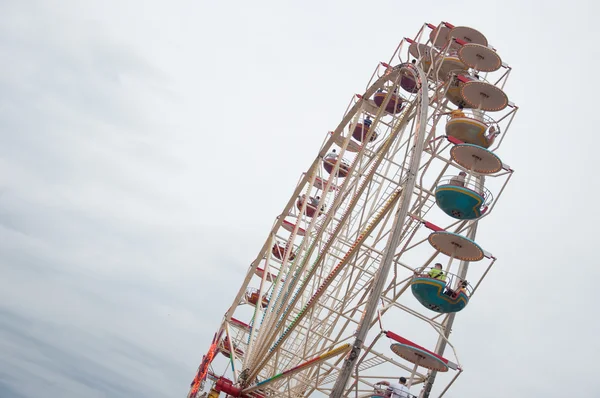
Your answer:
445,280 -> 468,298
450,104 -> 466,119
316,196 -> 327,212
485,125 -> 500,145
449,171 -> 467,187
364,116 -> 373,128
387,376 -> 411,398
305,196 -> 326,213
454,280 -> 468,298
311,196 -> 320,207
326,149 -> 338,160
427,263 -> 446,281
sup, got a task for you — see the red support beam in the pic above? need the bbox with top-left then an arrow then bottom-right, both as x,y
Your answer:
424,221 -> 443,232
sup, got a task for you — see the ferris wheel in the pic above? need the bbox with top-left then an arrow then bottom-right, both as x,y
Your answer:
188,21 -> 518,398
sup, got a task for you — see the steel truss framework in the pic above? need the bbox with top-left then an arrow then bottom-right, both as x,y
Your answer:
188,21 -> 518,398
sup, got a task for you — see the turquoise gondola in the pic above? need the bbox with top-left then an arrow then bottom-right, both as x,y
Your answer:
411,276 -> 469,313
435,184 -> 485,220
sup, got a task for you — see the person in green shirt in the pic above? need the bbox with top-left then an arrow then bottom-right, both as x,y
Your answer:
428,263 -> 446,281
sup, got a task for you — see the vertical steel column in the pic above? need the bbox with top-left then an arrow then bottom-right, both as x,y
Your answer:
329,64 -> 429,398
421,175 -> 484,398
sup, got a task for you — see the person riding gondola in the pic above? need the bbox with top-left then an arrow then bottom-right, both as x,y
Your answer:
427,263 -> 446,281
387,377 -> 411,398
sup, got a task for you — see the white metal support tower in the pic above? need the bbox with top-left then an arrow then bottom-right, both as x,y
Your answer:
187,21 -> 518,398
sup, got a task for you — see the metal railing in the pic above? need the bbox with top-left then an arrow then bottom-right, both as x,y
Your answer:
372,381 -> 418,398
246,288 -> 269,307
323,154 -> 351,170
354,121 -> 382,143
445,110 -> 497,127
375,87 -> 407,106
412,267 -> 474,298
449,71 -> 492,85
437,176 -> 493,206
444,111 -> 502,149
297,194 -> 327,213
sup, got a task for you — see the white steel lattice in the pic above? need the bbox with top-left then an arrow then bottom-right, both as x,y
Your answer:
188,21 -> 518,398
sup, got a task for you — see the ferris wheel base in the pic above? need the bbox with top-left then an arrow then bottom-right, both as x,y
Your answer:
209,377 -> 261,398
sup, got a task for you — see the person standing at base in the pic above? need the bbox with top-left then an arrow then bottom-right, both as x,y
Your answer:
387,376 -> 411,398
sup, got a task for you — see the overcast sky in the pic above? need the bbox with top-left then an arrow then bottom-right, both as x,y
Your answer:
1,0 -> 599,397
